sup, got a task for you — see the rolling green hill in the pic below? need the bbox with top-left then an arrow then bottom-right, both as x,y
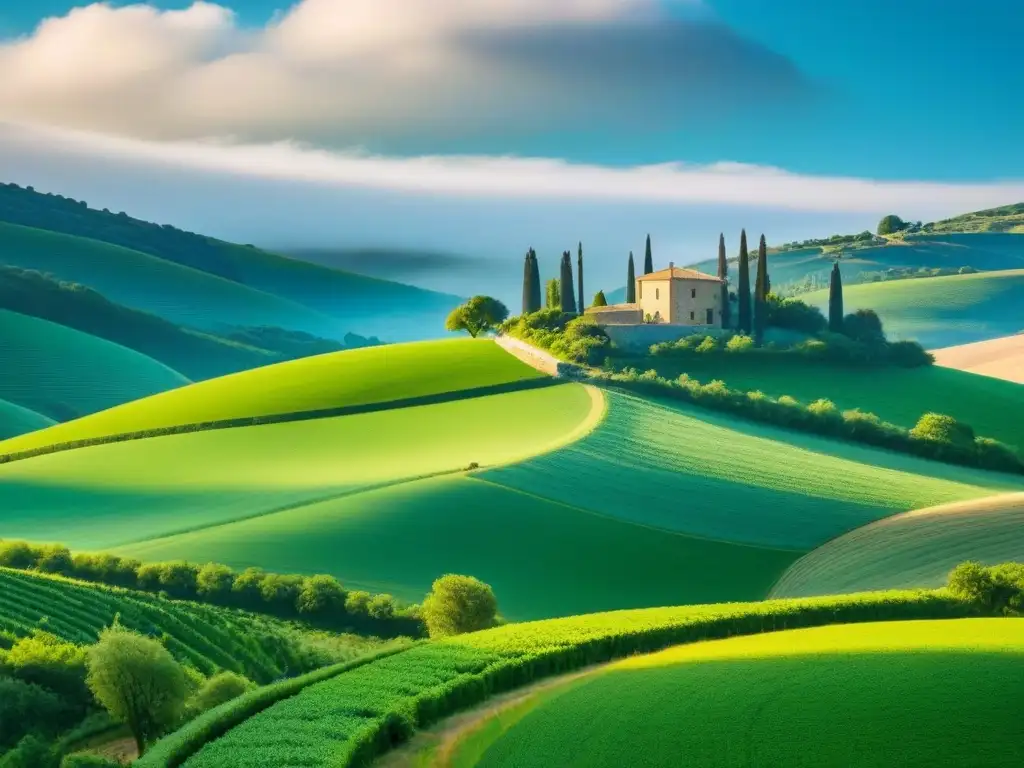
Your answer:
0,183 -> 460,341
1,339 -> 1020,621
464,619 -> 1024,768
0,567 -> 311,683
0,308 -> 189,422
770,494 -> 1024,599
801,268 -> 1024,348
0,398 -> 53,440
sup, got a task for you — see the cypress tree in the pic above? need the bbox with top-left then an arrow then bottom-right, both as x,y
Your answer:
625,252 -> 636,303
528,249 -> 542,312
577,242 -> 585,312
592,290 -> 608,307
828,261 -> 844,332
644,234 -> 654,274
753,233 -> 769,343
521,249 -> 533,315
546,278 -> 560,309
737,230 -> 751,334
560,251 -> 577,313
717,233 -> 730,329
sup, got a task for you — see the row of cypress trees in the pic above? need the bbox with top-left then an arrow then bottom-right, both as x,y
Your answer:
521,242 -> 586,315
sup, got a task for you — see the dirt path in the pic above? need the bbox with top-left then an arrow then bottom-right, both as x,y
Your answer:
376,663 -> 611,768
932,334 -> 1024,383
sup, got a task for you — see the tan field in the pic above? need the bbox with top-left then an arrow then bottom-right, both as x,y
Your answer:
932,334 -> 1024,383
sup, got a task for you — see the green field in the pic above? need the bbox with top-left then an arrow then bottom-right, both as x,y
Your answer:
771,493 -> 1024,599
0,398 -> 53,440
0,221 -> 337,335
0,338 -> 544,455
802,268 -> 1024,348
0,308 -> 189,423
0,567 -> 311,683
465,619 -> 1024,768
617,354 -> 1024,454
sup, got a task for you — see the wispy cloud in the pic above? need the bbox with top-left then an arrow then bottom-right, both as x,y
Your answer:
6,121 -> 1023,216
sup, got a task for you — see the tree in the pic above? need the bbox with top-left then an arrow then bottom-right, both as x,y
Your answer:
910,413 -> 976,448
625,252 -> 636,303
546,278 -> 560,309
877,214 -> 907,236
559,251 -> 577,313
521,248 -> 534,315
736,230 -> 751,334
592,290 -> 608,307
577,242 -> 585,313
86,625 -> 187,756
528,251 -> 542,313
367,594 -> 396,619
188,672 -> 254,715
643,234 -> 654,274
753,234 -> 769,344
828,262 -> 844,332
445,296 -> 509,338
422,574 -> 498,638
717,233 -> 730,328
297,574 -> 346,615
344,590 -> 372,615
195,563 -> 234,601
842,308 -> 885,344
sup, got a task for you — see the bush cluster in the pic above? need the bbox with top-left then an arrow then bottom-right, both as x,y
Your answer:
0,544 -> 423,638
947,561 -> 1024,615
592,368 -> 1023,474
501,309 -> 611,365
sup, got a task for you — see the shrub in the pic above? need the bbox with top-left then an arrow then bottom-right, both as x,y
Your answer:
0,677 -> 68,750
695,335 -> 719,353
296,575 -> 346,615
910,413 -> 976,448
34,545 -> 73,574
367,594 -> 396,620
345,591 -> 372,616
422,575 -> 498,638
3,632 -> 89,705
60,754 -> 122,768
0,541 -> 37,570
725,334 -> 754,352
947,561 -> 1024,614
0,734 -> 58,768
886,340 -> 934,367
258,574 -> 303,613
766,295 -> 827,334
842,309 -> 886,345
188,672 -> 255,715
230,568 -> 267,609
194,563 -> 234,601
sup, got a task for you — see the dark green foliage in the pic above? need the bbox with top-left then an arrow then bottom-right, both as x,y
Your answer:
877,214 -> 908,235
0,734 -> 59,768
753,234 -> 769,344
644,235 -> 654,275
737,231 -> 751,334
766,295 -> 827,334
1,632 -> 90,706
0,542 -> 37,570
195,564 -> 235,602
521,249 -> 537,315
842,309 -> 886,345
444,296 -> 509,339
595,368 -> 1023,474
0,677 -> 70,750
296,575 -> 346,616
546,279 -> 560,310
828,262 -> 844,332
947,561 -> 1024,615
60,754 -> 122,768
223,326 -> 354,358
577,243 -> 585,314
422,575 -> 499,638
717,234 -> 730,329
501,311 -> 611,365
559,252 -> 577,314
592,290 -> 608,307
188,672 -> 255,716
625,253 -> 636,303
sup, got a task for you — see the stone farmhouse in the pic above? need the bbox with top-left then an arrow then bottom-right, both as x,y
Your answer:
585,262 -> 726,328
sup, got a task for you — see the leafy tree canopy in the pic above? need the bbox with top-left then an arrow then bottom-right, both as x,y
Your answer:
445,296 -> 509,338
422,574 -> 498,638
877,214 -> 908,235
592,290 -> 608,307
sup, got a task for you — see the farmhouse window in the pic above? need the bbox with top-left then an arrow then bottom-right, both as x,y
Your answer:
691,288 -> 696,298
690,311 -> 695,321
706,308 -> 714,324
656,288 -> 660,300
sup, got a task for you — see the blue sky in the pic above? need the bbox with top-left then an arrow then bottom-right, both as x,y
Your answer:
0,0 -> 1021,302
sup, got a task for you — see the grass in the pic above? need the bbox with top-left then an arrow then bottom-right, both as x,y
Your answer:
0,308 -> 190,423
0,221 -> 337,335
467,619 -> 1024,768
0,397 -> 54,440
802,268 -> 1024,348
0,567 -> 314,683
135,590 -> 977,768
770,493 -> 1024,599
618,353 -> 1024,454
0,338 -> 544,455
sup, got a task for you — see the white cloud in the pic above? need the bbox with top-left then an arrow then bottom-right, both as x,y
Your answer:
4,120 -> 1023,217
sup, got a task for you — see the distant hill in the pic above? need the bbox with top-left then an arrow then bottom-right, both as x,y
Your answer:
0,182 -> 461,341
0,398 -> 54,440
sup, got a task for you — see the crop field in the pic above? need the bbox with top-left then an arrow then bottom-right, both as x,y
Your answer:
466,619 -> 1024,768
933,333 -> 1024,384
770,493 -> 1024,599
0,567 -> 307,682
483,391 -> 1024,550
137,590 -> 975,768
0,384 -> 600,556
802,268 -> 1024,348
619,355 -> 1024,454
0,338 -> 545,455
0,221 -> 336,335
0,397 -> 54,440
0,308 -> 189,423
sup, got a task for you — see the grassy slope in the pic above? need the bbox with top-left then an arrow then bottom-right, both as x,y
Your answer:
802,268 -> 1024,348
0,338 -> 544,454
0,398 -> 54,440
0,221 -> 338,335
0,308 -> 190,422
770,494 -> 1024,599
0,567 -> 304,682
933,334 -> 1024,384
619,354 -> 1024,454
472,619 -> 1024,768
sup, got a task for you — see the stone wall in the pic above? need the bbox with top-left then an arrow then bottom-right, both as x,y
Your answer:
494,334 -> 587,379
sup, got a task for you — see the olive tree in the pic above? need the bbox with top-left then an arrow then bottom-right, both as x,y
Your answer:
445,296 -> 509,338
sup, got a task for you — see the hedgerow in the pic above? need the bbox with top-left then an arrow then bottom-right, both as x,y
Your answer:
140,589 -> 983,768
592,369 -> 1023,474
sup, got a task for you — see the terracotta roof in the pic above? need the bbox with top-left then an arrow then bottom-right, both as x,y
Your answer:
636,267 -> 724,283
